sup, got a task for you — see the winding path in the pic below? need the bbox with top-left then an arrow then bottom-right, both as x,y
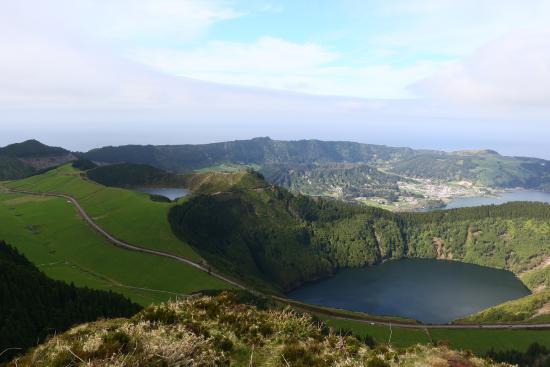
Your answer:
4,187 -> 550,331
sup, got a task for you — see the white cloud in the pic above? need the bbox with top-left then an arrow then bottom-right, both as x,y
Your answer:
87,0 -> 242,43
0,0 -> 243,107
132,38 -> 443,98
135,37 -> 338,75
412,30 -> 550,107
354,0 -> 550,57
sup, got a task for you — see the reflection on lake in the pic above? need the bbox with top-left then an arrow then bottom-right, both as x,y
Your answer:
287,259 -> 530,324
135,188 -> 190,201
444,190 -> 550,209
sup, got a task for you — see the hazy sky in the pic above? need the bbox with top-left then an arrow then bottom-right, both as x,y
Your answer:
1,1 -> 549,157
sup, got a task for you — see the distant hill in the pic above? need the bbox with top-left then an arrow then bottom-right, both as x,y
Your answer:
79,137 -> 550,209
4,137 -> 550,205
82,136 -> 418,170
0,240 -> 141,362
0,139 -> 75,179
0,139 -> 69,158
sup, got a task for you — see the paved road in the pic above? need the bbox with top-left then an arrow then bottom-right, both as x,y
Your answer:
5,187 -> 550,331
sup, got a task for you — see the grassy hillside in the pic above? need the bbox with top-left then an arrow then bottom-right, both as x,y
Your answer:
5,164 -> 200,260
0,193 -> 231,306
322,316 -> 550,355
0,240 -> 141,362
9,292 -> 513,367
455,291 -> 550,324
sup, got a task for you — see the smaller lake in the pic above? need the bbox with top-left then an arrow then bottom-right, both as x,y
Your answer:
287,259 -> 530,324
135,188 -> 190,201
444,190 -> 550,210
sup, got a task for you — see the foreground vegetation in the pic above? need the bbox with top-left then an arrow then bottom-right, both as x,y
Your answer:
322,316 -> 550,355
7,292 -> 513,367
0,240 -> 141,362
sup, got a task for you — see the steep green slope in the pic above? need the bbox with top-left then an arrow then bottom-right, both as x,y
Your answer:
0,155 -> 35,180
10,292 -> 512,367
169,186 -> 335,292
169,175 -> 550,300
0,240 -> 141,362
0,139 -> 75,179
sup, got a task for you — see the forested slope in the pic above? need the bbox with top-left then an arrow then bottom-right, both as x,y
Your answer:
169,173 -> 550,293
0,140 -> 75,180
0,240 -> 141,362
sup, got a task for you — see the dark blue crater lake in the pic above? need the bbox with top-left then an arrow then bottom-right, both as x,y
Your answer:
136,188 -> 190,201
444,190 -> 550,209
287,259 -> 530,324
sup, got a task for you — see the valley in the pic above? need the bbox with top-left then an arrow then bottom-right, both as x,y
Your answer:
1,143 -> 549,364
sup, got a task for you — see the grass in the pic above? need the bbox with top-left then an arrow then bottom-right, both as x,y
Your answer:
14,292 -> 509,367
322,316 -> 550,354
6,165 -> 200,260
320,316 -> 430,348
0,192 -> 231,306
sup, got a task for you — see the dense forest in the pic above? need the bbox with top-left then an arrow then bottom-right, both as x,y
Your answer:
0,240 -> 141,362
169,172 -> 550,292
86,163 -> 182,187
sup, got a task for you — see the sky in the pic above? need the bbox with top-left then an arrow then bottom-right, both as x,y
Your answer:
0,0 -> 549,157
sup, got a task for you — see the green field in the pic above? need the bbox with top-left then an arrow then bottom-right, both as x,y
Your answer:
6,165 -> 200,260
0,192 -> 231,306
322,316 -> 550,354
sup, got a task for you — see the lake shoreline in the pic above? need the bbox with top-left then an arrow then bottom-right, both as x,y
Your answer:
287,258 -> 531,324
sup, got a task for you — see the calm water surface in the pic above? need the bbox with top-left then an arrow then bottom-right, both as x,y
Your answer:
444,190 -> 550,209
136,188 -> 190,201
287,259 -> 530,324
